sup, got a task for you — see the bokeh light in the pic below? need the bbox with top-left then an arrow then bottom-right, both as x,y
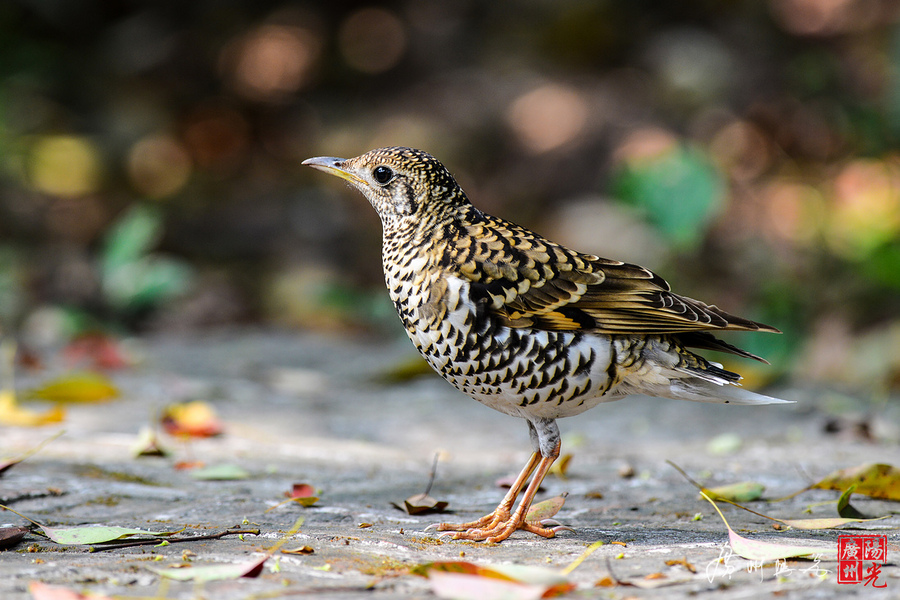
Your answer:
182,106 -> 250,171
127,134 -> 192,199
338,8 -> 407,74
221,24 -> 321,102
768,0 -> 884,36
28,136 -> 103,197
827,158 -> 900,257
506,84 -> 589,154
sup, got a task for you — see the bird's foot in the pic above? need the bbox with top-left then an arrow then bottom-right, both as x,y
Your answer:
430,513 -> 572,543
425,507 -> 512,534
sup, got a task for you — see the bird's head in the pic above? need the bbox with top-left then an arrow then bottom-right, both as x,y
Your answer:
302,147 -> 468,224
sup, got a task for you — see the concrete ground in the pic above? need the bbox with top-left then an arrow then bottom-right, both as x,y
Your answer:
1,329 -> 898,599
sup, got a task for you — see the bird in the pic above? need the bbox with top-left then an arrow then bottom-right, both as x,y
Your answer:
303,146 -> 788,543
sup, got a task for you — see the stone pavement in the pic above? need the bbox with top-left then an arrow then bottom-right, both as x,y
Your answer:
1,329 -> 898,599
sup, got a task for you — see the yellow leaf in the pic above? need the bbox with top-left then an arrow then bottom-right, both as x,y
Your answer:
161,401 -> 223,437
812,463 -> 900,500
549,454 -> 573,479
27,372 -> 119,404
0,390 -> 65,427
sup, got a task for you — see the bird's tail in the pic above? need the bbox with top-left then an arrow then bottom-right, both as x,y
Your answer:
637,339 -> 792,406
665,378 -> 790,405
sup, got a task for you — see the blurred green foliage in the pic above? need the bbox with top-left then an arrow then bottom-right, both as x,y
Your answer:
0,0 -> 898,392
101,205 -> 193,312
613,144 -> 724,249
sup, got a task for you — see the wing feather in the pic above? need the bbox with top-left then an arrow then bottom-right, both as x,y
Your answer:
458,214 -> 779,342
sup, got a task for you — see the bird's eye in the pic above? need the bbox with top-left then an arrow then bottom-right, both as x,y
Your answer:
372,165 -> 394,184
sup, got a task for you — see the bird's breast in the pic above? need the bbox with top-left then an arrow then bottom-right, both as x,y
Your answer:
384,260 -> 619,419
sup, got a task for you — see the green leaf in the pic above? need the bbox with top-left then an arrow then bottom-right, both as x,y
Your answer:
702,481 -> 765,503
836,484 -> 868,519
190,464 -> 250,480
149,555 -> 267,582
102,204 -> 164,271
41,525 -> 175,545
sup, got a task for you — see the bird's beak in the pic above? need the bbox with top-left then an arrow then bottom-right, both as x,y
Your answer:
302,156 -> 366,186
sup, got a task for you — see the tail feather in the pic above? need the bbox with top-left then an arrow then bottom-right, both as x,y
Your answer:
666,378 -> 791,405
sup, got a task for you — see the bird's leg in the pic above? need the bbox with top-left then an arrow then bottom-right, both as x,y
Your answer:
438,418 -> 568,543
444,440 -> 562,543
430,451 -> 540,533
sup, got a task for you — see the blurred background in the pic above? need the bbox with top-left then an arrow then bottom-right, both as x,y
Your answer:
1,0 -> 899,400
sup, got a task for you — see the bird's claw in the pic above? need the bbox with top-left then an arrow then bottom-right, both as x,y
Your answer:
537,518 -> 563,527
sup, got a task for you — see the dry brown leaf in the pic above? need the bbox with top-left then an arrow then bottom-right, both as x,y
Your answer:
525,494 -> 567,523
282,545 -> 314,555
0,526 -> 29,549
664,557 -> 696,573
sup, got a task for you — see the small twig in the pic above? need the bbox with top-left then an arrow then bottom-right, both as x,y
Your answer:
89,529 -> 260,552
423,452 -> 440,497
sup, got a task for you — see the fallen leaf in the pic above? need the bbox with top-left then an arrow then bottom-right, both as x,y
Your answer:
703,481 -> 765,503
812,463 -> 900,500
150,555 -> 267,582
282,545 -> 314,555
131,426 -> 169,458
393,453 -> 449,515
665,557 -> 696,573
548,454 -> 573,479
416,562 -> 575,600
189,464 -> 249,480
0,390 -> 65,427
63,334 -> 131,370
836,484 -> 867,519
700,492 -> 835,561
706,432 -> 742,455
161,401 -> 223,437
376,355 -> 433,383
0,526 -> 29,549
0,505 -> 180,546
525,494 -> 566,524
777,516 -> 883,530
26,372 -> 119,404
0,431 -> 64,476
41,525 -> 177,545
287,483 -> 319,506
147,516 -> 303,582
173,460 -> 205,470
29,581 -> 115,600
395,493 -> 449,516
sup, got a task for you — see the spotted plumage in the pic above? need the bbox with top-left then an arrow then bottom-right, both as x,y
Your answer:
303,146 -> 788,543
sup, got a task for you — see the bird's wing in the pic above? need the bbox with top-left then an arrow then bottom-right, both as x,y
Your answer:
457,217 -> 779,340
